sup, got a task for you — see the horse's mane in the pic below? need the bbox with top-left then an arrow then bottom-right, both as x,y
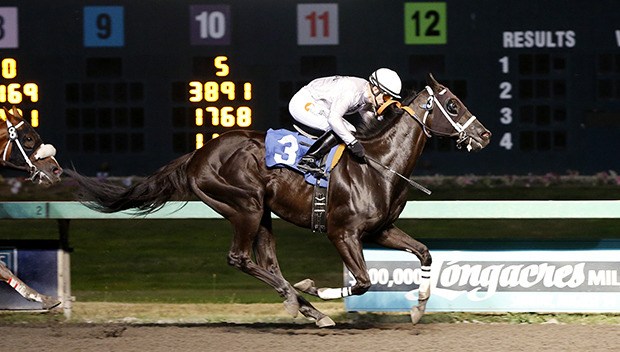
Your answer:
354,88 -> 418,140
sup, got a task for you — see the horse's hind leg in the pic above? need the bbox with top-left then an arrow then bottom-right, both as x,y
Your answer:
253,214 -> 335,327
227,212 -> 310,320
370,225 -> 432,324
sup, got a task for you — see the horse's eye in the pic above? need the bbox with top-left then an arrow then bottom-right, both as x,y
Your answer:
446,100 -> 458,115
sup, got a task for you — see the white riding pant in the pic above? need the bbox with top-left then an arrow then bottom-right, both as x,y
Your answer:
288,87 -> 356,136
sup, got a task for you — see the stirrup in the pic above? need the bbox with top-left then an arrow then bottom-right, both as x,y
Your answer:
298,158 -> 324,177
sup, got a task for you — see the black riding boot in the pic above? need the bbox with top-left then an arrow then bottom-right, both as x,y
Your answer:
297,131 -> 339,175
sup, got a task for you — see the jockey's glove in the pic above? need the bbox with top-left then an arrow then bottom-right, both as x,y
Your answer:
347,140 -> 366,160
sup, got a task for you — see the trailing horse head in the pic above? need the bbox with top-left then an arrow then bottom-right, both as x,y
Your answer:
0,106 -> 62,184
416,73 -> 491,152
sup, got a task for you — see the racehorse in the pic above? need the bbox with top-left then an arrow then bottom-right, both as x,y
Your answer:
0,106 -> 63,309
0,107 -> 62,185
67,74 -> 491,326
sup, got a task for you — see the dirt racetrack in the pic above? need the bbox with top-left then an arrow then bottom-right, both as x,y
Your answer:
1,303 -> 620,351
2,322 -> 620,352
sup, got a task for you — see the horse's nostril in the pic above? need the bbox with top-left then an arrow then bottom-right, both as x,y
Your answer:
53,167 -> 63,176
481,131 -> 492,140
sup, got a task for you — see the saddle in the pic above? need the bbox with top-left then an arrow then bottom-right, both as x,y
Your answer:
265,128 -> 345,232
265,128 -> 345,186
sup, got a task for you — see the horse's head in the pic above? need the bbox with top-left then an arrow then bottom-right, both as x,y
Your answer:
409,73 -> 491,152
1,107 -> 62,184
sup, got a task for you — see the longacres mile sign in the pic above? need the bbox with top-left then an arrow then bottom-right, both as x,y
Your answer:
344,244 -> 620,312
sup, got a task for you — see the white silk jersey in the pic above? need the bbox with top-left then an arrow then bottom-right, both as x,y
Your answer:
294,76 -> 376,145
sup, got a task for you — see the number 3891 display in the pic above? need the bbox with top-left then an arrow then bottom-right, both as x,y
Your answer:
187,55 -> 252,147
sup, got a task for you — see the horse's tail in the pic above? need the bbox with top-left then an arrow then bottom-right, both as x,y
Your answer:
66,151 -> 196,214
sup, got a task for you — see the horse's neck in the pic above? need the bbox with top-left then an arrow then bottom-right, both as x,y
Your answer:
372,95 -> 428,176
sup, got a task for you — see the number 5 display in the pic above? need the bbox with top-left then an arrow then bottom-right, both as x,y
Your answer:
404,2 -> 447,45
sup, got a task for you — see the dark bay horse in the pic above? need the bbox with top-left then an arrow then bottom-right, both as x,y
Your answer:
68,74 -> 491,326
0,107 -> 62,185
1,106 -> 63,309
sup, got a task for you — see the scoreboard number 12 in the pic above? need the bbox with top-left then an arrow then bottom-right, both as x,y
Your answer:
404,2 -> 447,45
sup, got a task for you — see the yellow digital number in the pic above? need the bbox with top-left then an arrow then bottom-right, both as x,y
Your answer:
204,81 -> 219,102
214,56 -> 229,77
237,106 -> 252,127
195,108 -> 204,126
31,110 -> 39,127
206,106 -> 219,125
189,81 -> 203,102
243,82 -> 252,100
196,133 -> 204,149
221,81 -> 235,100
220,106 -> 235,127
23,83 -> 39,103
1,58 -> 17,79
4,83 -> 22,104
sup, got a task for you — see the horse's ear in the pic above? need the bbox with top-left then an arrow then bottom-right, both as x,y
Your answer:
10,106 -> 21,119
426,73 -> 440,89
0,107 -> 9,121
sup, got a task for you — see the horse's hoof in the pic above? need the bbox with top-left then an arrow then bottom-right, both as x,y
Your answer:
41,296 -> 61,310
316,315 -> 335,328
410,299 -> 428,325
283,297 -> 299,318
293,279 -> 315,291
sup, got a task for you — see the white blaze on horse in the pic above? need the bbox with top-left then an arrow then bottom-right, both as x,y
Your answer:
0,106 -> 62,309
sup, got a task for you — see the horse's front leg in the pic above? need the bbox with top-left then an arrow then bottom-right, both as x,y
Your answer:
295,229 -> 371,300
371,225 -> 432,324
0,262 -> 60,309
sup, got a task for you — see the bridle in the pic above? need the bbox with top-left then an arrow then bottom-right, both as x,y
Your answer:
1,115 -> 56,179
377,85 -> 479,151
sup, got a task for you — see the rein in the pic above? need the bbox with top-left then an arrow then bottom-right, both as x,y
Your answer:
365,85 -> 481,194
365,155 -> 432,195
381,86 -> 478,152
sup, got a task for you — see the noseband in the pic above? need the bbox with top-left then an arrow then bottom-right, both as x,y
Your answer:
380,86 -> 479,151
422,86 -> 477,147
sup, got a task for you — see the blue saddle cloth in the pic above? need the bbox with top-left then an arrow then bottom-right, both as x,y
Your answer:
265,128 -> 340,188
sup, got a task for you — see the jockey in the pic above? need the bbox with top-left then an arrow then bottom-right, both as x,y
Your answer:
288,68 -> 402,175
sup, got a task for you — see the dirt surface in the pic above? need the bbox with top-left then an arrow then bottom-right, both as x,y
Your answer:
0,322 -> 618,352
1,303 -> 620,351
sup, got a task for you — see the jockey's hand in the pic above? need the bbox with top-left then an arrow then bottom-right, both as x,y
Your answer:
347,140 -> 366,161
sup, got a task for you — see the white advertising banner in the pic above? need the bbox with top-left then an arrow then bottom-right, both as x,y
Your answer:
344,248 -> 620,312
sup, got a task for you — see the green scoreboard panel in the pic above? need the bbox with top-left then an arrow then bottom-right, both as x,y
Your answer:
1,1 -> 618,175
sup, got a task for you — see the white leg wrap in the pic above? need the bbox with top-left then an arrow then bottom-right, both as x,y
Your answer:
418,265 -> 431,301
317,287 -> 352,300
7,277 -> 41,302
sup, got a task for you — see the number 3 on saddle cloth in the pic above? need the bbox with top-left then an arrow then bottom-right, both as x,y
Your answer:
265,128 -> 345,232
265,128 -> 345,188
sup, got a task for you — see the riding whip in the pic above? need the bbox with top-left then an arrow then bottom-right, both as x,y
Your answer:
365,156 -> 432,195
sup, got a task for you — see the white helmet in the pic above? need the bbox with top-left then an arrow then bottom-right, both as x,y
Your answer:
369,68 -> 402,99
